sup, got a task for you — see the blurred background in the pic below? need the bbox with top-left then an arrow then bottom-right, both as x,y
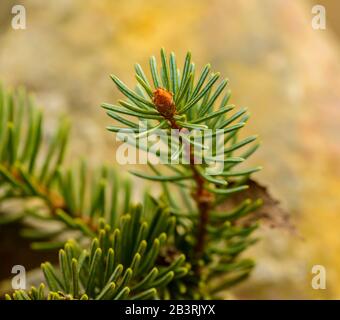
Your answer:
0,0 -> 340,299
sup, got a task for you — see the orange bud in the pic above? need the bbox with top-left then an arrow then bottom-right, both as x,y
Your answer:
153,88 -> 176,118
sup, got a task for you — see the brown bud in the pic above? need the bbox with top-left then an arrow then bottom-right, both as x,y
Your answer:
153,88 -> 176,118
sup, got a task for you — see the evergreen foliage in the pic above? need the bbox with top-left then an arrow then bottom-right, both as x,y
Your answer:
1,49 -> 262,300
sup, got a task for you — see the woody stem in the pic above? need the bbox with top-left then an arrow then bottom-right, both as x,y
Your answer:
164,115 -> 212,262
153,88 -> 213,267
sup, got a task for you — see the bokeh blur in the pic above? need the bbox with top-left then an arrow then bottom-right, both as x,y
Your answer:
0,0 -> 340,299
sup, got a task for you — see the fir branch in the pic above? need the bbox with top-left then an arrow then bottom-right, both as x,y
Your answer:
104,49 -> 262,281
7,204 -> 189,300
1,49 -> 265,300
0,85 -> 130,248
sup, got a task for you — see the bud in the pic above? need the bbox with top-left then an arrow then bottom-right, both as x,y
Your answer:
153,88 -> 176,118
